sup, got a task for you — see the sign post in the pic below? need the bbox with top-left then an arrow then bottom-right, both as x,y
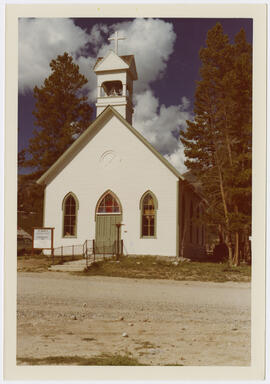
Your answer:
32,227 -> 54,260
115,223 -> 124,260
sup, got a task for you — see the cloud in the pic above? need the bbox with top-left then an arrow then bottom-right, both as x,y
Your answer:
164,145 -> 187,174
98,18 -> 176,93
19,17 -> 189,173
133,91 -> 191,174
19,18 -> 90,92
19,18 -> 176,99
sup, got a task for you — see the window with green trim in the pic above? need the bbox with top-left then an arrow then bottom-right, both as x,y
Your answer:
63,194 -> 77,237
141,193 -> 156,237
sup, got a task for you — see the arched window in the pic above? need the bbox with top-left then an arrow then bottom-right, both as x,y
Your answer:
96,191 -> 121,214
62,193 -> 78,237
190,201 -> 193,243
140,191 -> 158,238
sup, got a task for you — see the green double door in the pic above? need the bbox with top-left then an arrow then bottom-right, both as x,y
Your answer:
95,215 -> 122,254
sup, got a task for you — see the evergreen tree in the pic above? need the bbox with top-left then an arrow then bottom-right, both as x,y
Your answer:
20,52 -> 92,175
221,29 -> 252,264
180,23 -> 252,265
17,174 -> 44,234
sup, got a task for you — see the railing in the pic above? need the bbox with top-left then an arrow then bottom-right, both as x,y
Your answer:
52,241 -> 92,265
52,239 -> 124,267
85,239 -> 124,268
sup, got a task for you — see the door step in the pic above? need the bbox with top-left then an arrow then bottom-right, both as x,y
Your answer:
49,259 -> 86,272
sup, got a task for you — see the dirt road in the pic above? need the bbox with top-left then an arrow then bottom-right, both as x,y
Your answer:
17,272 -> 251,366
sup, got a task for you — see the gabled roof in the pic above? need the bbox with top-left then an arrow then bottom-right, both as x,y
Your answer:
93,51 -> 138,80
37,106 -> 184,186
94,54 -> 135,69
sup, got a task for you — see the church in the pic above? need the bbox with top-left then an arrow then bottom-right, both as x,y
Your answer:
37,34 -> 206,259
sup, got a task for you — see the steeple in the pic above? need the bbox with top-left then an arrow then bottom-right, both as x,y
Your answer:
93,32 -> 137,125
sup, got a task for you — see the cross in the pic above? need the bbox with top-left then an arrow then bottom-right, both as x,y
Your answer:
108,31 -> 126,55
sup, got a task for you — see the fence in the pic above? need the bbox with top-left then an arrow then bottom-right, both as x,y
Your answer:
85,239 -> 124,267
52,239 -> 124,267
52,241 -> 91,265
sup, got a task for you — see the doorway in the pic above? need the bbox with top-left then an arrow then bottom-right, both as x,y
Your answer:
95,191 -> 122,254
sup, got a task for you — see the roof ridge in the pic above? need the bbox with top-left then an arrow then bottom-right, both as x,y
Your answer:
37,105 -> 184,185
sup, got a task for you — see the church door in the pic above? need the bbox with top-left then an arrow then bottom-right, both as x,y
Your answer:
95,192 -> 122,254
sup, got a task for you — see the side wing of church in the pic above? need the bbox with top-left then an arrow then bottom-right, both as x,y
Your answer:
37,43 -> 206,259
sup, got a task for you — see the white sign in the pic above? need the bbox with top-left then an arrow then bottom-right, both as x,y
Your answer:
33,228 -> 52,249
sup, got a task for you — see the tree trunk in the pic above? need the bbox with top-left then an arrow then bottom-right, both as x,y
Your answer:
243,230 -> 251,264
225,233 -> 233,266
232,205 -> 240,266
224,111 -> 233,167
218,224 -> 224,243
233,231 -> 240,266
209,114 -> 232,266
180,224 -> 187,258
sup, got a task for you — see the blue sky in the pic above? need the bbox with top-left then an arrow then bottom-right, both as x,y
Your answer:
18,17 -> 252,173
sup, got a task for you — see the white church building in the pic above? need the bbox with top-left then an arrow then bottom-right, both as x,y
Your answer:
37,37 -> 206,259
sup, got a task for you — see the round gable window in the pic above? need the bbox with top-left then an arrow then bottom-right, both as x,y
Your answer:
100,150 -> 121,169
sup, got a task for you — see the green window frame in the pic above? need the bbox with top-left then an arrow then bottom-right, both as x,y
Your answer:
140,191 -> 158,239
62,192 -> 79,238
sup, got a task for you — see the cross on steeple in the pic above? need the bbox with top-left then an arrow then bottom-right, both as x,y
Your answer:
108,31 -> 126,55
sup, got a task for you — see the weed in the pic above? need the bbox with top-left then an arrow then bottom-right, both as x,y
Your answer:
81,256 -> 251,283
17,353 -> 144,366
135,340 -> 156,350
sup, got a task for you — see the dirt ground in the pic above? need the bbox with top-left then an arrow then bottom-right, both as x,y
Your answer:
17,272 -> 251,366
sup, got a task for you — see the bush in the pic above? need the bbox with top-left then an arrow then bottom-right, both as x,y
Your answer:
212,242 -> 229,263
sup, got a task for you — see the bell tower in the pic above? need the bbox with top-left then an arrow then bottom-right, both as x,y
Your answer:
93,32 -> 138,125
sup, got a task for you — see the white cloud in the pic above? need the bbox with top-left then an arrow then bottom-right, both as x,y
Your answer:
19,18 -> 90,92
98,18 -> 176,93
164,145 -> 187,174
19,18 -> 176,99
19,17 -> 189,173
88,24 -> 109,50
133,90 -> 190,174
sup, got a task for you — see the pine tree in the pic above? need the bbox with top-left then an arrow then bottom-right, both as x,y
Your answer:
223,29 -> 252,264
180,23 -> 252,266
20,52 -> 92,175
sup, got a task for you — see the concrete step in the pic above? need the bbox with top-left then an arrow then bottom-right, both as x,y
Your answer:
49,258 -> 88,272
48,255 -> 114,272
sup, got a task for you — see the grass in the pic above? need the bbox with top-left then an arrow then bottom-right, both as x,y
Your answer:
17,255 -> 54,272
134,340 -> 157,350
17,254 -> 82,272
17,353 -> 144,366
81,255 -> 251,283
17,353 -> 185,366
17,254 -> 251,282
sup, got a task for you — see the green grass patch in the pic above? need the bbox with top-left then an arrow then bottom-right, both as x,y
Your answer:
17,255 -> 54,272
17,254 -> 83,272
81,256 -> 251,282
17,353 -> 144,366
